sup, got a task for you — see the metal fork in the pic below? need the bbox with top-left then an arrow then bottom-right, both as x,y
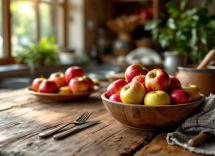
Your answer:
38,111 -> 92,138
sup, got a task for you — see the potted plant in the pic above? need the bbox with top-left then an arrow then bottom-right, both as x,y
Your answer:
144,0 -> 215,74
15,37 -> 60,68
14,45 -> 30,64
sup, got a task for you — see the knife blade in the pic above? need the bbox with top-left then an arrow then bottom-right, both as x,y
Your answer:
53,120 -> 101,140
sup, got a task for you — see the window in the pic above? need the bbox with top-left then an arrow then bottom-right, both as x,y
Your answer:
0,0 -> 68,65
11,0 -> 36,56
39,3 -> 64,47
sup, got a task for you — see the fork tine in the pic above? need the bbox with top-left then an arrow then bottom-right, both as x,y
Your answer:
78,111 -> 90,122
79,112 -> 92,123
77,111 -> 90,122
76,111 -> 88,121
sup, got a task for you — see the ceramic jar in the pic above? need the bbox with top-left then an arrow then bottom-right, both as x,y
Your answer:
164,52 -> 186,76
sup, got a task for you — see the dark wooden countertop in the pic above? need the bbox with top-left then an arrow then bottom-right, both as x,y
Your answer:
0,82 -> 203,156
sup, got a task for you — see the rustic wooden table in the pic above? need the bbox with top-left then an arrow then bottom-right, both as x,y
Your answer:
0,82 -> 203,156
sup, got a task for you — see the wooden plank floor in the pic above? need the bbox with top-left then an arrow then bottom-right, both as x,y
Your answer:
0,82 -> 203,156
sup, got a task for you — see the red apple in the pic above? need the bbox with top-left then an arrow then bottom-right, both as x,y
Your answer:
107,79 -> 128,97
132,74 -> 146,88
182,84 -> 201,102
167,75 -> 181,93
145,69 -> 170,91
69,77 -> 89,93
49,72 -> 66,88
83,76 -> 94,90
125,64 -> 148,83
120,81 -> 145,104
170,89 -> 192,104
32,76 -> 47,92
145,90 -> 149,94
58,86 -> 70,94
38,80 -> 58,93
65,66 -> 84,84
109,94 -> 122,102
144,90 -> 171,105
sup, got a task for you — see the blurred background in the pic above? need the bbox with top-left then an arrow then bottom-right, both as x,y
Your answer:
0,0 -> 215,91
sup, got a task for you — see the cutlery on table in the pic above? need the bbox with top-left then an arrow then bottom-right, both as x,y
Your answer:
39,111 -> 92,138
53,120 -> 101,140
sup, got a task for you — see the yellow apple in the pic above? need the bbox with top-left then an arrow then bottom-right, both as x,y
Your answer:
144,90 -> 171,105
91,78 -> 100,86
120,81 -> 145,104
182,84 -> 201,101
58,86 -> 70,94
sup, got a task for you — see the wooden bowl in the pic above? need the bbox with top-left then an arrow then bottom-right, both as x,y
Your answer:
101,93 -> 205,130
105,72 -> 125,82
25,86 -> 99,102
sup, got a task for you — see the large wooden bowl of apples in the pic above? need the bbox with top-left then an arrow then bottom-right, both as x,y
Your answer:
101,64 -> 205,130
26,66 -> 99,102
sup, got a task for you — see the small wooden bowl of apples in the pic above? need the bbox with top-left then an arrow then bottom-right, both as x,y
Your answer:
101,64 -> 205,130
25,66 -> 99,102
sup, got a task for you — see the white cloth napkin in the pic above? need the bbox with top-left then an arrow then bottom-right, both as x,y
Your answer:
167,94 -> 215,155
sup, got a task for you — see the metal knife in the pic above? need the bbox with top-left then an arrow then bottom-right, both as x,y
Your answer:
53,120 -> 101,140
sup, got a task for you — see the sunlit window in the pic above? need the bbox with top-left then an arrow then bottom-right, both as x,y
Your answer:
10,0 -> 36,56
0,0 -> 66,65
40,3 -> 63,47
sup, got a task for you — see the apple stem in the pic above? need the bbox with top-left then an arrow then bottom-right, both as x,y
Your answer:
140,73 -> 142,76
59,70 -> 61,73
41,75 -> 43,78
153,87 -> 156,93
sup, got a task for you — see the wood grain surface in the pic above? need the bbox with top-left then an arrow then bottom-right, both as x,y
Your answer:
0,81 -> 203,156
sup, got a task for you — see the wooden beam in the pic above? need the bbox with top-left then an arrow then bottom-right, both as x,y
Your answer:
152,0 -> 158,19
0,0 -> 14,64
2,0 -> 11,58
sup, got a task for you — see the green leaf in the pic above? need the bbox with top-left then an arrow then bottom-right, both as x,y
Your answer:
165,2 -> 177,9
144,19 -> 161,30
167,18 -> 176,30
190,28 -> 197,46
200,33 -> 207,44
159,38 -> 169,48
151,29 -> 159,40
183,8 -> 198,16
203,0 -> 212,7
166,2 -> 179,18
209,20 -> 215,29
180,0 -> 188,11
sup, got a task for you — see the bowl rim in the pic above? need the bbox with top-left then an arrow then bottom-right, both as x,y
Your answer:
26,85 -> 99,96
101,92 -> 205,107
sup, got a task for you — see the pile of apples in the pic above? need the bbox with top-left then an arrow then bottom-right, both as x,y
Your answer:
107,64 -> 201,105
31,66 -> 97,94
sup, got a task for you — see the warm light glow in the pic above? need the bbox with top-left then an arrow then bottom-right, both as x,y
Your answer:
18,2 -> 32,15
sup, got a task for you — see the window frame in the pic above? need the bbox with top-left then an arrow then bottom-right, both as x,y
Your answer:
0,0 -> 68,65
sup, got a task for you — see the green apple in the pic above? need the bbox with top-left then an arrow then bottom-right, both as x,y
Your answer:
182,84 -> 201,101
144,90 -> 171,105
120,81 -> 145,104
58,86 -> 70,94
